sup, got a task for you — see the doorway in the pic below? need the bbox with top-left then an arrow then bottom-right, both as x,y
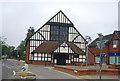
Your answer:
54,53 -> 69,65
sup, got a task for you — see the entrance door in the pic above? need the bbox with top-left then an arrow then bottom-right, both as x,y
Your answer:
57,55 -> 66,65
54,53 -> 68,65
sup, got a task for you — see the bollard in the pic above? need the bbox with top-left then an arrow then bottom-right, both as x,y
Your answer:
21,71 -> 27,78
21,66 -> 27,79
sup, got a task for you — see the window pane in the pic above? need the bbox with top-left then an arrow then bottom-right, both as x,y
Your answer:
109,56 -> 115,64
95,56 -> 100,63
48,58 -> 51,61
50,25 -> 68,41
113,40 -> 118,48
34,57 -> 37,60
38,57 -> 41,61
117,56 -> 120,64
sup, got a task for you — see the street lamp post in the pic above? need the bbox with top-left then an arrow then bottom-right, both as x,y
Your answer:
96,33 -> 108,80
98,33 -> 103,80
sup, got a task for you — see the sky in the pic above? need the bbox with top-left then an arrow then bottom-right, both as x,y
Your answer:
0,0 -> 119,47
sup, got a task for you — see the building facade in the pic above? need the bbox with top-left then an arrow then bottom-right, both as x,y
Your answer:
25,11 -> 87,65
88,31 -> 120,65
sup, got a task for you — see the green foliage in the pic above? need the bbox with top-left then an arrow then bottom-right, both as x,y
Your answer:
16,40 -> 26,60
28,27 -> 34,33
0,36 -> 15,59
17,40 -> 25,56
21,56 -> 25,60
112,64 -> 120,67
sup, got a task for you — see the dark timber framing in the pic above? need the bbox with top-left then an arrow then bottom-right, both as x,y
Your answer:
26,10 -> 87,65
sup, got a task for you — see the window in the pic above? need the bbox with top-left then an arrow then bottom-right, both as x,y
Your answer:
109,56 -> 115,64
116,56 -> 120,65
113,40 -> 118,48
95,56 -> 100,63
50,25 -> 69,41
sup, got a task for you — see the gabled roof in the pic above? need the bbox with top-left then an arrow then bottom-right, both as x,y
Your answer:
48,10 -> 73,24
88,31 -> 120,48
33,41 -> 85,55
115,31 -> 120,39
26,10 -> 75,40
88,34 -> 113,48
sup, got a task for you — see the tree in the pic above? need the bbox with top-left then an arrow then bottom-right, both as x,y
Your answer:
16,40 -> 26,60
28,27 -> 35,33
0,36 -> 15,59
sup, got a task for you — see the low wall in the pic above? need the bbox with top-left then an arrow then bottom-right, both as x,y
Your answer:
32,61 -> 53,66
54,65 -> 120,75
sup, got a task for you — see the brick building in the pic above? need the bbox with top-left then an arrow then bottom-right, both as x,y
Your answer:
88,31 -> 120,65
25,10 -> 87,65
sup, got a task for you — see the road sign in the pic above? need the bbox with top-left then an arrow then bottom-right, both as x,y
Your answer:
99,54 -> 107,65
22,67 -> 26,71
21,66 -> 27,78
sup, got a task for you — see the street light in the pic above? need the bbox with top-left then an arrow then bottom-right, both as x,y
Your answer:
96,33 -> 108,80
85,36 -> 91,66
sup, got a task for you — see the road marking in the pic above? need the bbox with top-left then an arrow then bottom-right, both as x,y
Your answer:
48,68 -> 81,79
13,71 -> 16,76
5,65 -> 12,69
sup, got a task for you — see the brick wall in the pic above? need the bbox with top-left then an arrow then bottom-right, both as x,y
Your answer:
109,33 -> 120,53
88,32 -> 120,65
32,61 -> 53,65
88,50 -> 95,65
25,41 -> 30,64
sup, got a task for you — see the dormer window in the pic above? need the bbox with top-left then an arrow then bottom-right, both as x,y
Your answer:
113,40 -> 118,48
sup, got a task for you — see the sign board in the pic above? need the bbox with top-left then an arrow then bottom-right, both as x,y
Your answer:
99,54 -> 107,65
22,66 -> 26,71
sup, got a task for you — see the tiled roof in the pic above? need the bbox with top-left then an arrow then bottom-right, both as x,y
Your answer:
88,34 -> 113,48
67,42 -> 85,54
33,41 -> 62,53
33,41 -> 85,55
88,31 -> 120,48
115,31 -> 120,39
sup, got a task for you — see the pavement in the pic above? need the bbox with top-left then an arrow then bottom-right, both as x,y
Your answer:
1,59 -> 76,79
2,59 -> 25,79
28,64 -> 76,79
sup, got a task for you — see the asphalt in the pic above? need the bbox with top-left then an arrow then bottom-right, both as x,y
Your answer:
0,60 -> 2,81
2,59 -> 25,79
28,64 -> 76,79
1,59 -> 119,80
1,59 -> 76,79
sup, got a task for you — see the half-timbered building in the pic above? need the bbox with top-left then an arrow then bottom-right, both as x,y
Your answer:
25,10 -> 87,65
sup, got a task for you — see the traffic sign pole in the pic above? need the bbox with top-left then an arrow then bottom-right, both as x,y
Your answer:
96,33 -> 108,80
21,66 -> 27,79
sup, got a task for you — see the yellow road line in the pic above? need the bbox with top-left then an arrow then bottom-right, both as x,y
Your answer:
48,68 -> 81,79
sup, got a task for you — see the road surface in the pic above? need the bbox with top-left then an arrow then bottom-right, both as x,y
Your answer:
1,59 -> 119,81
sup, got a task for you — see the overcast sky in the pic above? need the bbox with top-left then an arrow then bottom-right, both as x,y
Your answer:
0,0 -> 119,47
